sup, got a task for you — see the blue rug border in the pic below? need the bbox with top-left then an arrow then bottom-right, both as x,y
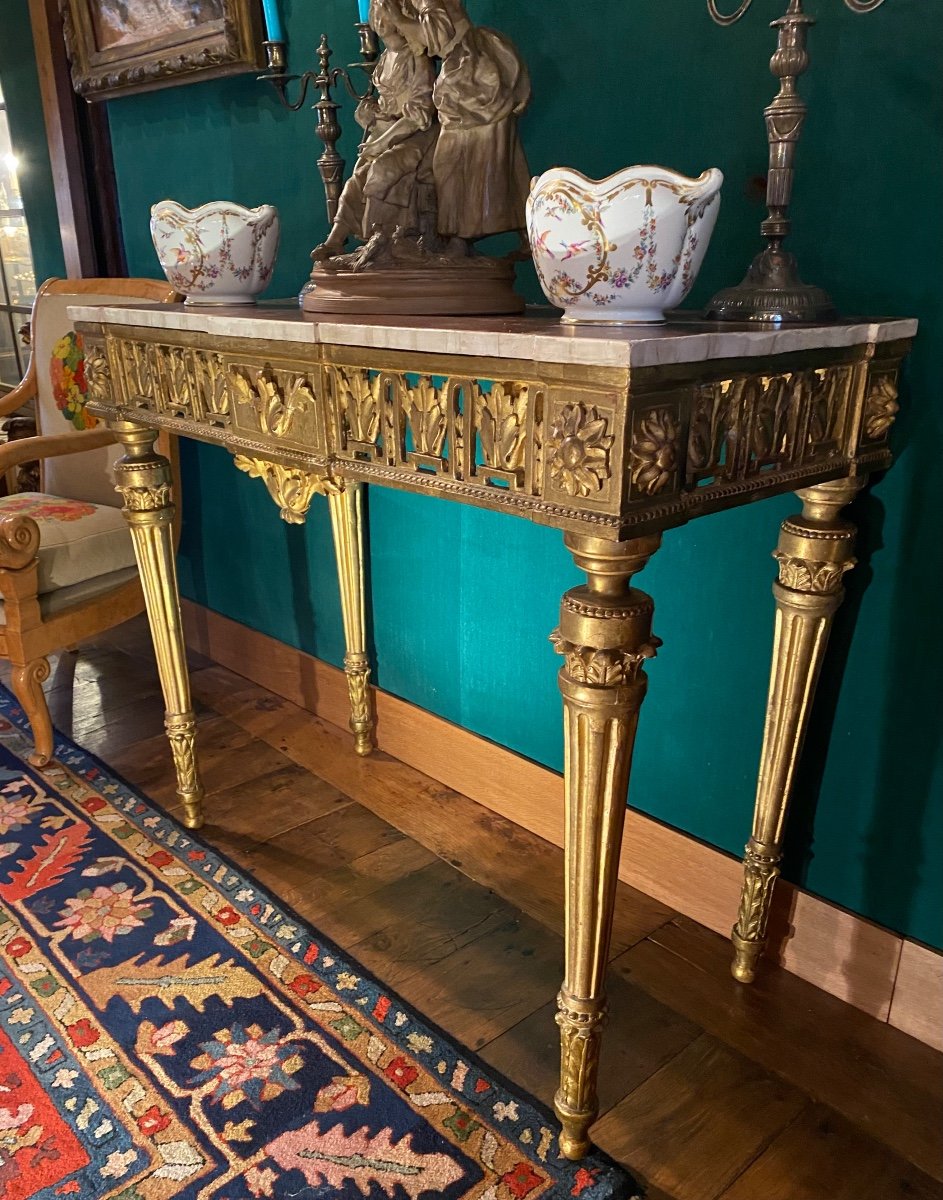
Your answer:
0,684 -> 644,1200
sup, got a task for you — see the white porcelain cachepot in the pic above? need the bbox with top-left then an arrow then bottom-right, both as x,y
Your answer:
526,165 -> 723,324
149,200 -> 280,306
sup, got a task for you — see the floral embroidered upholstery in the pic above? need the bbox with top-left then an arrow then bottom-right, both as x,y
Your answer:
49,330 -> 98,431
0,492 -> 136,593
32,292 -> 139,507
0,494 -> 97,523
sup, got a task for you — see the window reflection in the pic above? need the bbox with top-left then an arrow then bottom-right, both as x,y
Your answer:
0,80 -> 38,390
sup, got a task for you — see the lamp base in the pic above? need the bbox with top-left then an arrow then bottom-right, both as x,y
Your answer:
705,246 -> 836,323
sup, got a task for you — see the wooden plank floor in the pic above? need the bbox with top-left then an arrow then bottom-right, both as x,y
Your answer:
6,616 -> 942,1200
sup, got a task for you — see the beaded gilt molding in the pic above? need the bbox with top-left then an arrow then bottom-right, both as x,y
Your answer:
80,323 -> 909,538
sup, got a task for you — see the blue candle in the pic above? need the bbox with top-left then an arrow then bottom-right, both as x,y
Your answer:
358,0 -> 371,23
261,0 -> 285,42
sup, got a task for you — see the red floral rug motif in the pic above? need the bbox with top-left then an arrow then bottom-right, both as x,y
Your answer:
0,689 -> 640,1198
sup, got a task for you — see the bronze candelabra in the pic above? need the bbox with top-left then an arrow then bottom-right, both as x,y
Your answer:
705,0 -> 888,323
259,27 -> 380,225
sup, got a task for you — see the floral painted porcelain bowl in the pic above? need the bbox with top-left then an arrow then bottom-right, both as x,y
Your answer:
150,200 -> 280,305
526,165 -> 723,324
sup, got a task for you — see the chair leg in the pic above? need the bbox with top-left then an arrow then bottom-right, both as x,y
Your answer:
10,657 -> 53,767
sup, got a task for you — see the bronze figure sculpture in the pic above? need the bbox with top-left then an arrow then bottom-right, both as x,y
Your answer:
302,0 -> 531,315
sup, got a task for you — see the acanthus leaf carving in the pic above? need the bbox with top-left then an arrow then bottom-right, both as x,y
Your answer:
337,368 -> 382,449
550,629 -> 661,686
233,455 -> 338,524
116,483 -> 174,513
405,376 -> 447,458
734,846 -> 781,943
231,367 -> 314,439
477,381 -> 529,474
193,351 -> 229,418
773,551 -> 854,594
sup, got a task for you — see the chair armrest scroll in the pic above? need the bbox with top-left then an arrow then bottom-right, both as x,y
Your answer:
0,514 -> 40,570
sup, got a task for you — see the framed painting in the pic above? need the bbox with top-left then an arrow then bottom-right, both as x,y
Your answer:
59,0 -> 264,100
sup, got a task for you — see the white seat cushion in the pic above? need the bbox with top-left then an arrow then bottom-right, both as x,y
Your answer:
0,492 -> 136,594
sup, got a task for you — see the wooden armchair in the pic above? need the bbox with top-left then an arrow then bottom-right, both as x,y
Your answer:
0,277 -> 177,766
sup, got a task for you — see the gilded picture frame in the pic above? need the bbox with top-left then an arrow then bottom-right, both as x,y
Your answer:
59,0 -> 264,101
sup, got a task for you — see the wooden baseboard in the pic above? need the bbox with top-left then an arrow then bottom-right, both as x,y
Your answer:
181,599 -> 942,1050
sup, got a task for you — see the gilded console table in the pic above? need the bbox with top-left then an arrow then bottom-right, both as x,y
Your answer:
71,302 -> 914,1160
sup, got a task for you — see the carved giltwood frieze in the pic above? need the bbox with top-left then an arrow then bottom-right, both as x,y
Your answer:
79,323 -> 909,538
684,365 -> 850,492
327,364 -> 548,498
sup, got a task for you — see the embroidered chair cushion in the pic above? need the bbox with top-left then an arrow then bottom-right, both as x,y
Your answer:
0,493 -> 136,594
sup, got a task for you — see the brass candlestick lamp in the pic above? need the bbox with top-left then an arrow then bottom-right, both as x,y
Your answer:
705,0 -> 887,323
259,27 -> 380,224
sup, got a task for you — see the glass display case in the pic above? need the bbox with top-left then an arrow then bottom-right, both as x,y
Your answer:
0,82 -> 37,393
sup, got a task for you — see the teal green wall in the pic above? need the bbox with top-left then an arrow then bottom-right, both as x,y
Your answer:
0,0 -> 66,284
11,2 -> 943,947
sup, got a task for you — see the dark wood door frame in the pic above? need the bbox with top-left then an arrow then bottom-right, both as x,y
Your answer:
28,0 -> 125,278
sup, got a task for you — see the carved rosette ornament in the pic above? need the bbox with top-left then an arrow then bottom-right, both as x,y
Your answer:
548,403 -> 613,497
630,408 -> 679,496
233,456 -> 339,524
863,374 -> 900,440
83,341 -> 111,405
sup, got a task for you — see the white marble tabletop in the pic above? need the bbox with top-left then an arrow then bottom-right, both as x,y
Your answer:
69,301 -> 918,371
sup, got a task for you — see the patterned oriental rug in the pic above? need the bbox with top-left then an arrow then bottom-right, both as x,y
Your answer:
0,688 -> 641,1199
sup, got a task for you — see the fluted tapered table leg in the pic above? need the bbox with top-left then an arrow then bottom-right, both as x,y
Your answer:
552,531 -> 662,1161
113,422 -> 205,830
327,481 -> 374,756
732,476 -> 863,983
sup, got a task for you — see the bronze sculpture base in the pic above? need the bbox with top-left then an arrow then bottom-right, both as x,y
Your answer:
301,257 -> 524,317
